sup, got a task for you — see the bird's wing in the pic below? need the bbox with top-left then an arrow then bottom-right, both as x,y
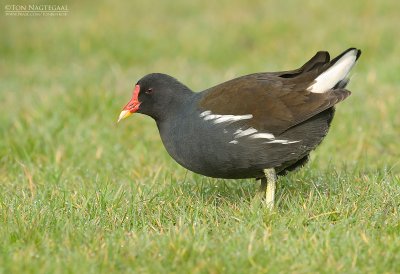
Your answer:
198,74 -> 350,135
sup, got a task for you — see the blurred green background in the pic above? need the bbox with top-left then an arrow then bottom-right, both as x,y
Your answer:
1,0 -> 399,273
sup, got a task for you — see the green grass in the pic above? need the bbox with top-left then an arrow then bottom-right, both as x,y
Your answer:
1,0 -> 400,273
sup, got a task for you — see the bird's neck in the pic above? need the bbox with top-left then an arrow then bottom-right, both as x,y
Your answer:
153,88 -> 196,123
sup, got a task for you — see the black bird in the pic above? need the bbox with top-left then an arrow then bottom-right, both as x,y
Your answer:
118,48 -> 361,208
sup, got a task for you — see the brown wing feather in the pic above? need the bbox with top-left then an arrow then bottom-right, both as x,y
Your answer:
198,72 -> 350,135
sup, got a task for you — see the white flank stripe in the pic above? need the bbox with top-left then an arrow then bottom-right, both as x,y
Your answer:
264,139 -> 300,144
235,128 -> 258,138
213,114 -> 252,124
250,133 -> 275,139
200,110 -> 253,124
200,110 -> 299,145
234,129 -> 243,135
308,49 -> 358,93
204,114 -> 222,120
199,110 -> 211,117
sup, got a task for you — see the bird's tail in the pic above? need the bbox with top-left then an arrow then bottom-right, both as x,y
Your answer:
307,48 -> 361,93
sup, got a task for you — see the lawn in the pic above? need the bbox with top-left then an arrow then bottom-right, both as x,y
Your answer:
1,0 -> 399,273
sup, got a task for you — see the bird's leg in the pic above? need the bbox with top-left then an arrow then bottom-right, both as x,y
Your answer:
258,168 -> 277,209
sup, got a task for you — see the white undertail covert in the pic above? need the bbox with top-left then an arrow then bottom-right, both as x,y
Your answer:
307,49 -> 359,93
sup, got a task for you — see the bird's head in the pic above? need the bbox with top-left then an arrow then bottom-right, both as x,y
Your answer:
118,73 -> 192,122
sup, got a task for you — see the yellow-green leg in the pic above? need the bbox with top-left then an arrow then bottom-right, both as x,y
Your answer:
259,168 -> 277,209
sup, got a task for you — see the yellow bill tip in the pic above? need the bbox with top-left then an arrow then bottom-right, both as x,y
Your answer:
117,110 -> 132,123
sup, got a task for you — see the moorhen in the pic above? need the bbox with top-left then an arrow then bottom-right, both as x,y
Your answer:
118,48 -> 361,208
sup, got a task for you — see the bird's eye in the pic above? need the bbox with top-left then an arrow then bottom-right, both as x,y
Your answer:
145,88 -> 153,94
